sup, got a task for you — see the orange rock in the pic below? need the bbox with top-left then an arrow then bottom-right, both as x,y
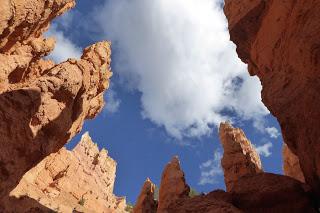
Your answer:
157,156 -> 190,213
224,0 -> 320,196
133,178 -> 157,213
283,143 -> 305,182
0,0 -> 112,211
219,122 -> 263,192
11,132 -> 126,213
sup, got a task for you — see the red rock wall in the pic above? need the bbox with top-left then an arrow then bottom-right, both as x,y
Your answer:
224,0 -> 320,197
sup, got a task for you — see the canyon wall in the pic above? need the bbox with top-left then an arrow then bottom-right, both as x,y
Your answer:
0,0 -> 113,211
224,0 -> 320,197
11,132 -> 126,212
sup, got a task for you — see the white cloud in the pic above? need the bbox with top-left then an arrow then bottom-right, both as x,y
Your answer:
198,150 -> 223,185
104,90 -> 121,114
265,127 -> 280,138
95,0 -> 269,139
255,142 -> 273,157
46,24 -> 81,63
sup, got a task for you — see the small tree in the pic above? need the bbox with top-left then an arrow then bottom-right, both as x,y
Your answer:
125,202 -> 134,212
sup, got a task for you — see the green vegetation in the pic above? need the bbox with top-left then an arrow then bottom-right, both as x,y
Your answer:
189,188 -> 199,198
78,196 -> 86,206
154,185 -> 159,200
125,202 -> 134,212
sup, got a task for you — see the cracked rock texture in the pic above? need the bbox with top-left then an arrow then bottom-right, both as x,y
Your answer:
133,178 -> 157,213
224,0 -> 320,197
11,133 -> 126,213
219,122 -> 263,192
0,0 -> 112,211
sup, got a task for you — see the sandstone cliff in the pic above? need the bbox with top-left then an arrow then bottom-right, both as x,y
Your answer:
0,0 -> 112,211
219,122 -> 262,192
283,143 -> 305,182
224,0 -> 320,197
11,132 -> 126,213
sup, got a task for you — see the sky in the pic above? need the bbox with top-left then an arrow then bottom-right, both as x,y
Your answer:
46,0 -> 284,204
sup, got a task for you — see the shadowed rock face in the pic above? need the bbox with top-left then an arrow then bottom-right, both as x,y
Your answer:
0,0 -> 112,211
219,122 -> 262,192
133,178 -> 157,213
157,156 -> 190,213
11,133 -> 126,213
283,143 -> 305,183
231,173 -> 316,213
224,0 -> 320,196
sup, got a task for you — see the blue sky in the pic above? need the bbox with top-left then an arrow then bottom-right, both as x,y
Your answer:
48,0 -> 283,204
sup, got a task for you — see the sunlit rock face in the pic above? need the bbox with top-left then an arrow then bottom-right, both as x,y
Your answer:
219,122 -> 263,192
224,0 -> 320,197
11,133 -> 126,213
157,156 -> 190,213
133,178 -> 158,213
283,143 -> 305,183
0,0 -> 112,211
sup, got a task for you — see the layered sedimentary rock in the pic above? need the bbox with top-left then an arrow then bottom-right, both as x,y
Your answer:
283,144 -> 305,182
219,122 -> 263,192
157,156 -> 190,213
133,178 -> 157,213
0,0 -> 112,211
224,0 -> 320,196
11,133 -> 126,213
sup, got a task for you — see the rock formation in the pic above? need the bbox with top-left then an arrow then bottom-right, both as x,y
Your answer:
0,0 -> 112,211
224,0 -> 320,197
219,122 -> 263,192
283,143 -> 305,182
133,178 -> 157,213
11,132 -> 126,213
166,190 -> 242,213
136,123 -> 317,212
157,156 -> 190,213
231,173 -> 316,212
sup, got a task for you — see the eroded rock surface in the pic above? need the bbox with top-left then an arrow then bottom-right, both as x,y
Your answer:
157,156 -> 190,213
11,132 -> 126,213
0,0 -> 112,211
167,190 -> 242,213
133,178 -> 157,213
231,173 -> 316,212
224,0 -> 320,196
283,143 -> 305,182
219,122 -> 263,192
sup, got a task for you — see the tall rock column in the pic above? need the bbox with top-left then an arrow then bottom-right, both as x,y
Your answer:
133,178 -> 157,213
219,122 -> 263,192
224,0 -> 320,196
157,156 -> 190,213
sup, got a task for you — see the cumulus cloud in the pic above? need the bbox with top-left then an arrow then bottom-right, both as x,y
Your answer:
96,0 -> 269,139
255,142 -> 273,157
198,150 -> 223,185
265,127 -> 280,138
104,90 -> 121,114
45,13 -> 81,63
